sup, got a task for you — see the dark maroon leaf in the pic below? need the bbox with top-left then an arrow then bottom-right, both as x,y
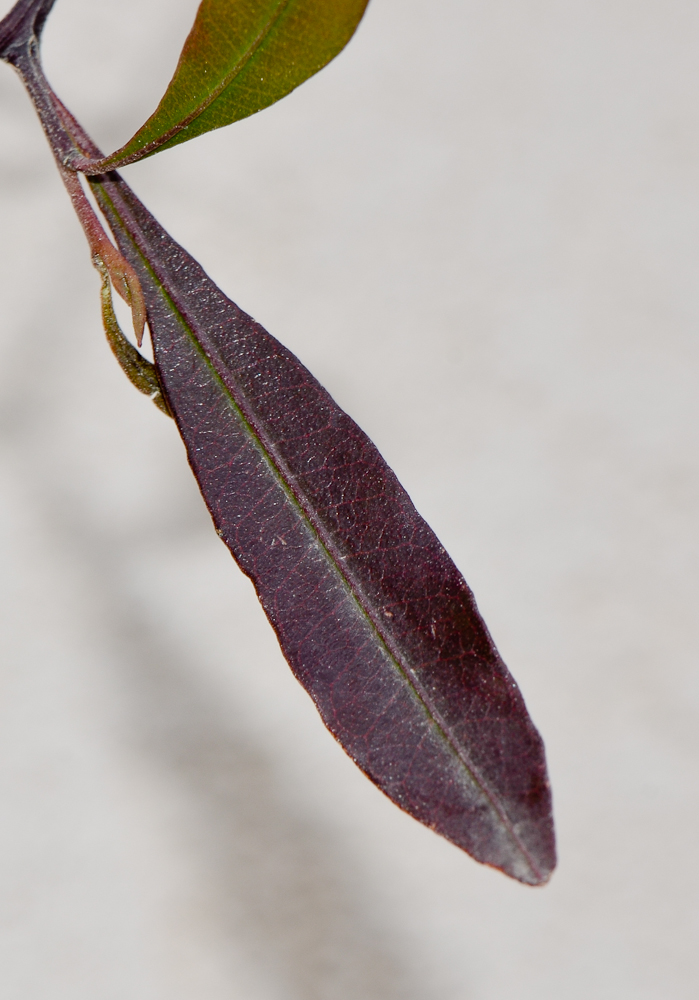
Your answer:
80,164 -> 555,884
1,0 -> 556,884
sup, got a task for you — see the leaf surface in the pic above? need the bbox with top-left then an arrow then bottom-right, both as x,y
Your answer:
85,164 -> 556,884
82,0 -> 370,171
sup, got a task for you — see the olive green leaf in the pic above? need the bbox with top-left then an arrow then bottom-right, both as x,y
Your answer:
77,0 -> 370,172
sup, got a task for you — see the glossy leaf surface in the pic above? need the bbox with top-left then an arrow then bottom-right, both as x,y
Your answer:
85,166 -> 556,885
82,0 -> 370,171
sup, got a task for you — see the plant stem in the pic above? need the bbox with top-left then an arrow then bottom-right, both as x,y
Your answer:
1,0 -> 146,343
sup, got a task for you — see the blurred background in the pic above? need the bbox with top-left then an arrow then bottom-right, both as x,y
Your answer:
1,1 -> 698,997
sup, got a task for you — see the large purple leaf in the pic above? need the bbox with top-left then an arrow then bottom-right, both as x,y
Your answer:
87,168 -> 556,885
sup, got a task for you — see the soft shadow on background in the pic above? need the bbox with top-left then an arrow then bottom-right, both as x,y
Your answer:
1,1 -> 698,998
1,390 -> 423,1000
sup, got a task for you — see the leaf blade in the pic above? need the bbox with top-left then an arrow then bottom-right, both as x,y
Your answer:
89,170 -> 556,885
89,0 -> 370,170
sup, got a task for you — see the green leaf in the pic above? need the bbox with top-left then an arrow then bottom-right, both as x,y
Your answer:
88,0 -> 370,170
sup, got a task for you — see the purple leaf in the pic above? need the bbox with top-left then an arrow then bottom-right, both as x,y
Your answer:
89,168 -> 556,885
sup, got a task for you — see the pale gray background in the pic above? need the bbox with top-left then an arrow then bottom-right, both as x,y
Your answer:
1,1 -> 698,997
